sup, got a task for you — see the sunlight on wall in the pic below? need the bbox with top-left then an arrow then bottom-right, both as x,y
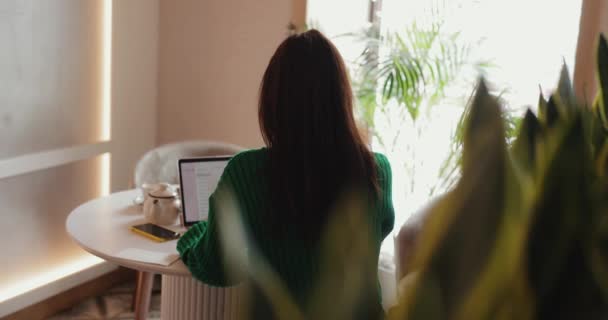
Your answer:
100,152 -> 111,196
102,0 -> 113,142
100,0 -> 112,196
0,256 -> 104,304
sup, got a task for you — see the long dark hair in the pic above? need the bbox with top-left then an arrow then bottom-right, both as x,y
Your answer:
258,30 -> 379,237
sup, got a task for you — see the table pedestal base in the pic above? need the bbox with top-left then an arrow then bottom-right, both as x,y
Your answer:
161,275 -> 244,320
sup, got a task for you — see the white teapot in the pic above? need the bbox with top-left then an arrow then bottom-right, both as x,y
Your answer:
142,183 -> 180,226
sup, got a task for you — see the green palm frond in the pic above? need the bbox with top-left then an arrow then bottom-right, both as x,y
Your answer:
352,20 -> 473,125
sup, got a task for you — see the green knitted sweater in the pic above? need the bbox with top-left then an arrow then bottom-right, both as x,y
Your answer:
177,148 -> 394,315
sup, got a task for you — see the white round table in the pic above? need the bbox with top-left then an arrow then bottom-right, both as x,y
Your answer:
66,189 -> 243,320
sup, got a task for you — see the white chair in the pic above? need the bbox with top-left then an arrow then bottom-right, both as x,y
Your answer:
134,140 -> 243,186
132,140 -> 244,319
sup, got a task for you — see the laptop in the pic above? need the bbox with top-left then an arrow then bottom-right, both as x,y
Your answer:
178,156 -> 232,227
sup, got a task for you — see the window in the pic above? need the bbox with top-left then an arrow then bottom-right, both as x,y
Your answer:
308,0 -> 582,255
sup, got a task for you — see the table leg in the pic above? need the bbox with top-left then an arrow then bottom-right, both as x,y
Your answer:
160,274 -> 244,320
134,271 -> 154,320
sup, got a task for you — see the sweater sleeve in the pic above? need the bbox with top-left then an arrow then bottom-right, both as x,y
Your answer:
176,160 -> 245,287
376,153 -> 395,240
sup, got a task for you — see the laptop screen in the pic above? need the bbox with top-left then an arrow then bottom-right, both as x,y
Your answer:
178,157 -> 231,226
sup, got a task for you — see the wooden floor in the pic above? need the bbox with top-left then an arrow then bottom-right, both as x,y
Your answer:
48,277 -> 161,320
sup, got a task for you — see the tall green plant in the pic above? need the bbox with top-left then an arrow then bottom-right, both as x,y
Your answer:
390,34 -> 608,320
435,89 -> 521,193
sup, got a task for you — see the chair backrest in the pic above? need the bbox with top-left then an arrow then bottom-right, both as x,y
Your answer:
134,140 -> 244,187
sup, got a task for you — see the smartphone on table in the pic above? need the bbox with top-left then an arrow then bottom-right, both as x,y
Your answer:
130,223 -> 181,242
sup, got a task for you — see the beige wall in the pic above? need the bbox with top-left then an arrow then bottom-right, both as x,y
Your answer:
111,0 -> 159,190
157,0 -> 291,148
